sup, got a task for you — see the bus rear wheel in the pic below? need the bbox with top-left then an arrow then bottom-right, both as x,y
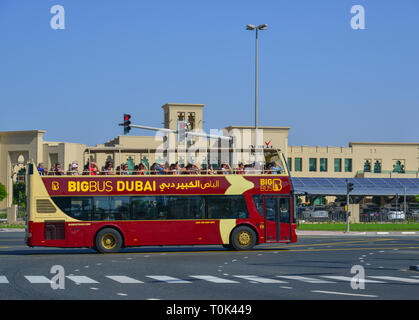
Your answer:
230,226 -> 256,250
95,228 -> 123,253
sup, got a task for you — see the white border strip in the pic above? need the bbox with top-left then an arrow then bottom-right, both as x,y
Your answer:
312,290 -> 378,298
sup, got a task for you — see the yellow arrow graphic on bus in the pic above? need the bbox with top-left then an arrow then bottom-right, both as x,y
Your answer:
224,175 -> 254,195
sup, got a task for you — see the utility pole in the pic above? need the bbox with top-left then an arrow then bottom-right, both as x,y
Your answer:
346,179 -> 354,233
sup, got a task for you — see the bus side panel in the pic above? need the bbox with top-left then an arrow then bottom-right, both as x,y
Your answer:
122,220 -> 223,246
29,222 -> 67,248
292,224 -> 298,243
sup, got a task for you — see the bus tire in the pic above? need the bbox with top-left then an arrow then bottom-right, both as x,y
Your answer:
230,226 -> 256,250
95,228 -> 123,253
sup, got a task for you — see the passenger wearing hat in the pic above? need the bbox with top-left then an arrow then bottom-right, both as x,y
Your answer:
67,161 -> 80,175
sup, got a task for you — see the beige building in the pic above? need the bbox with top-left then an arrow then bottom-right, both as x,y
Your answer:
287,142 -> 419,178
1,102 -> 418,211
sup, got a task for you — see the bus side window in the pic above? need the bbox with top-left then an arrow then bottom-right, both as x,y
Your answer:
132,197 -> 152,220
167,196 -> 205,219
93,197 -> 110,220
207,196 -> 248,219
230,197 -> 249,219
111,197 -> 130,220
252,195 -> 264,217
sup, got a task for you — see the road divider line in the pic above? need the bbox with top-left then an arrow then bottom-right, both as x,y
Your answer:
277,275 -> 335,284
311,290 -> 378,298
321,276 -> 385,283
0,276 -> 9,284
368,276 -> 419,283
25,276 -> 52,284
233,275 -> 286,283
106,276 -> 143,283
146,275 -> 191,283
66,276 -> 99,284
191,275 -> 239,283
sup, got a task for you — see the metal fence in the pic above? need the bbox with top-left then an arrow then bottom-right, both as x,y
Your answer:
297,206 -> 419,223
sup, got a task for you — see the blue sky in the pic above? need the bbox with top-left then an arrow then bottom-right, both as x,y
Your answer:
0,0 -> 418,147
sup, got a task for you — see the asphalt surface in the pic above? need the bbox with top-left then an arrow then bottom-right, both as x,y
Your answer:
0,230 -> 418,301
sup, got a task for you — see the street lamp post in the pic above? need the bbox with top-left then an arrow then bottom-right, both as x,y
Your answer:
246,24 -> 267,166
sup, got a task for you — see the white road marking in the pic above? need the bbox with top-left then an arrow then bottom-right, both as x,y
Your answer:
277,275 -> 335,284
233,275 -> 286,283
25,276 -> 51,284
146,276 -> 191,283
321,276 -> 385,283
191,275 -> 239,283
312,290 -> 378,298
66,276 -> 99,284
0,276 -> 9,284
106,276 -> 143,284
368,276 -> 419,283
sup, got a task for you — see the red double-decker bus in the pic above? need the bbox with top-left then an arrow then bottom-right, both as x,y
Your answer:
25,154 -> 297,253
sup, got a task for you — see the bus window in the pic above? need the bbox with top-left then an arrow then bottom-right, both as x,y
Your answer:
52,197 -> 92,221
264,198 -> 277,221
131,196 -> 167,220
93,197 -> 110,220
167,196 -> 205,219
207,196 -> 248,219
279,198 -> 291,223
252,195 -> 263,217
110,197 -> 130,220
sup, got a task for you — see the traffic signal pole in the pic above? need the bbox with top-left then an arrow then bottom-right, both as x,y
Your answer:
346,189 -> 350,233
346,179 -> 354,233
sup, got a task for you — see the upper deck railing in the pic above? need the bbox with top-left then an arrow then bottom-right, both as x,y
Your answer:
39,168 -> 287,176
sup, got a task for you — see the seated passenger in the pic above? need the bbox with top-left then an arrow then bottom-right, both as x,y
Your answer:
169,163 -> 177,175
121,163 -> 129,175
155,161 -> 168,175
137,163 -> 148,175
67,161 -> 80,175
207,164 -> 216,175
221,163 -> 232,175
234,163 -> 245,174
150,163 -> 157,175
37,162 -> 48,175
52,162 -> 65,176
88,161 -> 100,175
270,161 -> 283,174
103,161 -> 115,175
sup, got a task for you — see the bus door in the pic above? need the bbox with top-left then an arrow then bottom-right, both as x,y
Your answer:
264,196 -> 292,242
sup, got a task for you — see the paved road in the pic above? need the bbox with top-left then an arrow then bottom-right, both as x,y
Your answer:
0,230 -> 418,300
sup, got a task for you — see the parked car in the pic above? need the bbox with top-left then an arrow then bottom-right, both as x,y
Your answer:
360,209 -> 381,222
300,208 -> 329,221
407,209 -> 419,220
383,208 -> 406,221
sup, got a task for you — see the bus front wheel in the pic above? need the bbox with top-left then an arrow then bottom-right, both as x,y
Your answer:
95,228 -> 123,253
230,226 -> 256,250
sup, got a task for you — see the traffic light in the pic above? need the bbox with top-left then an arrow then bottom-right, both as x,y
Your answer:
123,114 -> 131,134
347,180 -> 354,194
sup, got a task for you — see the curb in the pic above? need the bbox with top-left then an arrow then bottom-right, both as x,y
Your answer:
409,265 -> 419,272
296,230 -> 419,236
0,228 -> 25,232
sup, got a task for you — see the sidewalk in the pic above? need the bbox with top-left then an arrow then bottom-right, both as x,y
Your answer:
297,230 -> 419,236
